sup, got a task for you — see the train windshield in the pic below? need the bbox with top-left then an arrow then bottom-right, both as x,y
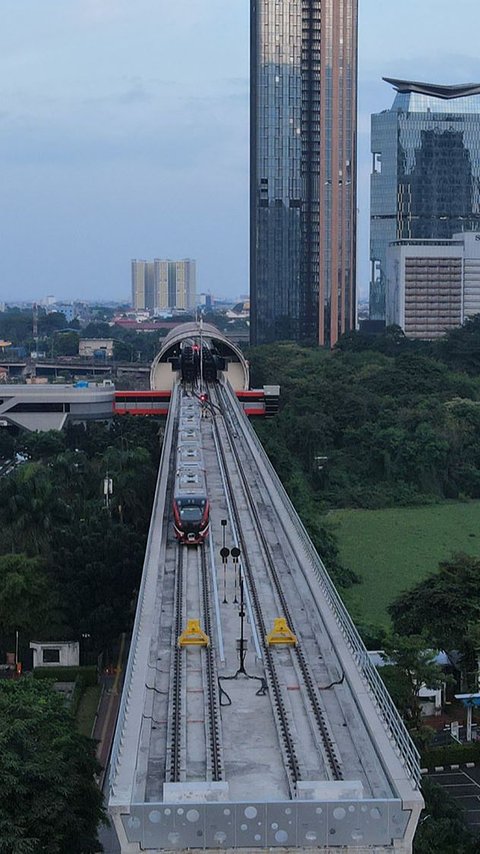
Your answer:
177,498 -> 206,523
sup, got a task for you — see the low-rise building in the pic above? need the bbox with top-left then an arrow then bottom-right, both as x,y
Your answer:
0,383 -> 115,431
30,640 -> 80,668
79,338 -> 114,358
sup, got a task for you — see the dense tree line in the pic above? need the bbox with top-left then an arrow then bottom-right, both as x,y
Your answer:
247,320 -> 480,684
0,416 -> 162,662
0,414 -> 161,852
0,679 -> 106,854
249,320 -> 480,510
414,778 -> 477,854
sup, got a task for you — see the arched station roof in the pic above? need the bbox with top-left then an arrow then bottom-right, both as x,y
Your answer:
150,321 -> 249,391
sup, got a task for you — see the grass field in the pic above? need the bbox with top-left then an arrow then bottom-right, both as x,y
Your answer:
330,501 -> 480,630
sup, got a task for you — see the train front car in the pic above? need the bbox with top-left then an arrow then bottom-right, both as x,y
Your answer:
173,396 -> 210,545
173,492 -> 209,544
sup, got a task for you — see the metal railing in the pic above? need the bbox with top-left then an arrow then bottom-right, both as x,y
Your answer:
222,383 -> 421,789
109,383 -> 179,793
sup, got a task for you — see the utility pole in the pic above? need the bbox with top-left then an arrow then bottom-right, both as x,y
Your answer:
103,474 -> 113,511
32,302 -> 38,352
199,315 -> 204,390
31,302 -> 39,378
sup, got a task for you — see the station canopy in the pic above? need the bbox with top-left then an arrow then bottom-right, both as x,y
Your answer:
150,321 -> 249,392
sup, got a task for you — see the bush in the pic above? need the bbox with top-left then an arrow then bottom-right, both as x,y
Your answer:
33,665 -> 98,686
70,676 -> 86,717
421,742 -> 480,768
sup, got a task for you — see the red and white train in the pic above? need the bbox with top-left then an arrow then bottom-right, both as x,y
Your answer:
172,394 -> 209,545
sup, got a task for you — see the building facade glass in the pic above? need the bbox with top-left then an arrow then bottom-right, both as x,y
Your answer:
250,0 -> 357,346
370,79 -> 480,320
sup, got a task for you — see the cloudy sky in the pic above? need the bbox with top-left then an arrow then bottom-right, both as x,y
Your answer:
1,0 -> 479,303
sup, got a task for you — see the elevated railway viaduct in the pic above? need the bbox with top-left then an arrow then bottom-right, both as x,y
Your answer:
108,323 -> 423,853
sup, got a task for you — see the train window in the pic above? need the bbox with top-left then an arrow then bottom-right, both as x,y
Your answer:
179,506 -> 203,522
176,497 -> 206,522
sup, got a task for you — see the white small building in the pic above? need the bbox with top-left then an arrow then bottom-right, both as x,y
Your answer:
79,338 -> 114,358
30,640 -> 80,668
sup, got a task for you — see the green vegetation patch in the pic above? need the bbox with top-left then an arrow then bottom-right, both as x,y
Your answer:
76,684 -> 102,738
421,742 -> 480,770
33,665 -> 98,685
330,502 -> 480,629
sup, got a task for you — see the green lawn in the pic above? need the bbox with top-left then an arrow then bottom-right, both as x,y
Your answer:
330,501 -> 480,630
75,685 -> 101,738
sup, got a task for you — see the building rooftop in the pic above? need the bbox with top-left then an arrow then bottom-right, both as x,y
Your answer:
383,78 -> 480,99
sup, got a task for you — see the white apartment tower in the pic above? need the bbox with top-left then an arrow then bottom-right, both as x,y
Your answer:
131,259 -> 196,312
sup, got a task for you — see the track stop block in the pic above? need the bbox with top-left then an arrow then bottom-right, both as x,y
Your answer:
266,617 -> 297,646
178,619 -> 209,647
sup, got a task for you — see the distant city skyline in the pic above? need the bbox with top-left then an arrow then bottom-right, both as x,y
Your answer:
0,1 -> 479,303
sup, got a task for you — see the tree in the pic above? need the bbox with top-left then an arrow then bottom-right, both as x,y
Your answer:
19,430 -> 66,460
0,554 -> 60,653
390,554 -> 480,650
379,635 -> 444,730
0,429 -> 15,461
51,515 -> 146,649
0,679 -> 106,854
414,778 -> 478,853
81,321 -> 112,339
389,554 -> 480,690
0,463 -> 71,554
435,313 -> 480,375
53,330 -> 79,356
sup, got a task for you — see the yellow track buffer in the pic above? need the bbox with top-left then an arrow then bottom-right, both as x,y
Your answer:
178,619 -> 210,647
266,617 -> 297,646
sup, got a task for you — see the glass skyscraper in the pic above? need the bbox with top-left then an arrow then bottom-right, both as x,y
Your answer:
250,0 -> 358,346
370,79 -> 480,320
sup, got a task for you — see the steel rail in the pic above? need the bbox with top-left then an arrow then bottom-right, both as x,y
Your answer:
209,385 -> 302,795
168,544 -> 185,781
200,546 -> 223,781
109,383 -> 180,796
215,384 -> 343,781
222,381 -> 422,788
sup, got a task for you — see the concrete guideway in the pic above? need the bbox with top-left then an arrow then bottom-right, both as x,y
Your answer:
108,381 -> 423,853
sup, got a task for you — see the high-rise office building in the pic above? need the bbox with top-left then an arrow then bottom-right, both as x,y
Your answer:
250,0 -> 358,346
131,259 -> 196,312
370,79 -> 480,320
386,232 -> 480,339
132,260 -> 147,310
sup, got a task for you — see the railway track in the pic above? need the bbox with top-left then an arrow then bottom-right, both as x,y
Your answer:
167,398 -> 223,785
199,545 -> 223,781
167,544 -> 185,781
210,383 -> 343,785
